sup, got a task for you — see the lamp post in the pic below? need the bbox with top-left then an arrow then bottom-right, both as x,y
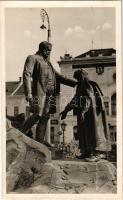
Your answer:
40,9 -> 51,42
40,9 -> 51,143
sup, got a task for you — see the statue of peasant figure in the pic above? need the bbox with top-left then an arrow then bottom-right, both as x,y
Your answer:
60,69 -> 111,162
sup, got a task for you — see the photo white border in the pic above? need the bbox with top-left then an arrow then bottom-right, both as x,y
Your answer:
0,1 -> 122,200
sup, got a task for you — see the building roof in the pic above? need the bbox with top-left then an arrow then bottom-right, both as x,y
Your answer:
6,82 -> 19,95
6,78 -> 24,96
75,48 -> 116,59
58,48 -> 116,67
14,84 -> 24,95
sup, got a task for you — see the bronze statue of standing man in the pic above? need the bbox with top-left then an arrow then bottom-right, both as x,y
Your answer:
22,41 -> 76,147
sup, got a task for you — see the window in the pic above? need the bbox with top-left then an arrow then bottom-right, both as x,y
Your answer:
26,106 -> 30,117
14,106 -> 19,116
73,126 -> 78,140
109,125 -> 116,144
104,102 -> 109,115
113,73 -> 116,82
50,127 -> 55,144
111,93 -> 116,116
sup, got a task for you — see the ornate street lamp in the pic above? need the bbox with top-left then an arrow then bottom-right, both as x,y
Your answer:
40,9 -> 51,42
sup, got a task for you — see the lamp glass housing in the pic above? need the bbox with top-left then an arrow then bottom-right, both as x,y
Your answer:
61,121 -> 67,131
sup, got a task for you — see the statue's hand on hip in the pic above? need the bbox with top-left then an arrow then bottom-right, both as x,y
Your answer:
26,94 -> 33,103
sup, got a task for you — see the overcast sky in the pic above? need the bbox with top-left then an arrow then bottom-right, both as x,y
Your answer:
5,7 -> 115,81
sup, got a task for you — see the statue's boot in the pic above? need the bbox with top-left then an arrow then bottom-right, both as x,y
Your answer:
35,115 -> 53,148
21,114 -> 40,134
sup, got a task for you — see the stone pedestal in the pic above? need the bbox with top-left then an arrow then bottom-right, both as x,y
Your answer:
6,120 -> 116,194
7,158 -> 116,193
6,124 -> 51,192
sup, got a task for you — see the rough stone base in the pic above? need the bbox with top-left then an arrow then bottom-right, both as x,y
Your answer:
8,159 -> 116,194
6,126 -> 51,192
6,122 -> 116,194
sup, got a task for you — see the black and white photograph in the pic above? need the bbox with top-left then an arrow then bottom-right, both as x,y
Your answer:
1,1 -> 122,200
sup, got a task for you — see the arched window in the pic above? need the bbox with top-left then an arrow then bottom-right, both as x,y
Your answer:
104,101 -> 109,115
111,93 -> 116,116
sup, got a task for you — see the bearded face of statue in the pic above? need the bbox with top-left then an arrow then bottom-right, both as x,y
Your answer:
42,48 -> 51,60
38,41 -> 52,60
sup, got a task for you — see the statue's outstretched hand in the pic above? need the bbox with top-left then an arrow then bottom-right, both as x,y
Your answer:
60,110 -> 67,120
